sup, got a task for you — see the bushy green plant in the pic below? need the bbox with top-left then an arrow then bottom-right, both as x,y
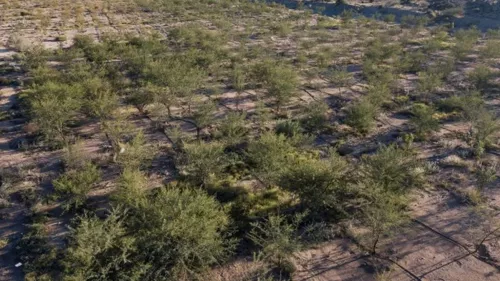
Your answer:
410,103 -> 439,139
248,213 -> 308,276
259,62 -> 299,112
246,132 -> 297,184
113,168 -> 147,208
27,82 -> 84,144
133,186 -> 234,280
345,99 -> 378,134
480,40 -> 500,59
468,65 -> 493,90
190,100 -> 217,138
327,67 -> 354,94
300,100 -> 329,133
417,71 -> 444,98
53,162 -> 101,210
475,161 -> 498,191
217,111 -> 248,144
278,150 -> 349,213
179,141 -> 227,185
467,108 -> 499,157
63,208 -> 147,281
117,132 -> 154,170
361,144 -> 424,193
358,183 -> 409,254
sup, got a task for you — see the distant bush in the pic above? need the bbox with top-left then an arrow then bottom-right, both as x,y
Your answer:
410,103 -> 439,139
468,65 -> 493,90
345,99 -> 378,134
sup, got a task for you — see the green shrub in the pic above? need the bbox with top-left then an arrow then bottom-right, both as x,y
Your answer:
345,99 -> 378,134
249,213 -> 315,275
361,144 -> 424,193
301,100 -> 329,133
468,65 -> 493,90
467,108 -> 499,157
417,71 -> 444,97
190,99 -> 217,139
217,111 -> 248,144
117,132 -> 154,170
133,186 -> 234,280
327,67 -> 354,94
358,184 -> 409,254
27,82 -> 84,144
53,162 -> 101,210
246,132 -> 297,184
179,141 -> 227,185
63,209 -> 146,281
480,40 -> 500,59
265,63 -> 299,112
278,150 -> 349,213
410,103 -> 439,139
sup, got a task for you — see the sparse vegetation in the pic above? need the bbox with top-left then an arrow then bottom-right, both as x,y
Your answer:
1,1 -> 500,281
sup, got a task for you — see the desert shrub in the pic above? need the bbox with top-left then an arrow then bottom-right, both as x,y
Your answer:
422,37 -> 444,53
113,168 -> 148,208
248,213 -> 312,276
26,82 -> 84,144
383,14 -> 396,23
190,100 -> 217,138
417,71 -> 444,98
345,99 -> 378,134
62,209 -> 147,281
20,45 -> 50,72
467,108 -> 499,157
102,116 -> 135,163
474,161 -> 498,191
358,183 -> 409,254
270,22 -> 292,37
361,144 -> 424,193
452,28 -> 480,59
144,57 -> 205,112
275,119 -> 312,147
278,150 -> 349,213
53,162 -> 101,210
438,92 -> 483,113
62,141 -> 89,171
217,111 -> 248,144
400,15 -> 428,29
117,132 -> 154,170
364,38 -> 402,63
486,29 -> 500,39
231,64 -> 246,110
366,81 -> 392,107
82,77 -> 118,120
428,57 -> 456,79
129,83 -> 158,113
468,65 -> 493,90
132,186 -> 235,280
327,67 -> 354,94
400,50 -> 426,73
300,100 -> 329,133
275,120 -> 302,138
256,62 -> 299,112
410,103 -> 439,139
480,40 -> 500,59
246,132 -> 298,184
179,141 -> 227,185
